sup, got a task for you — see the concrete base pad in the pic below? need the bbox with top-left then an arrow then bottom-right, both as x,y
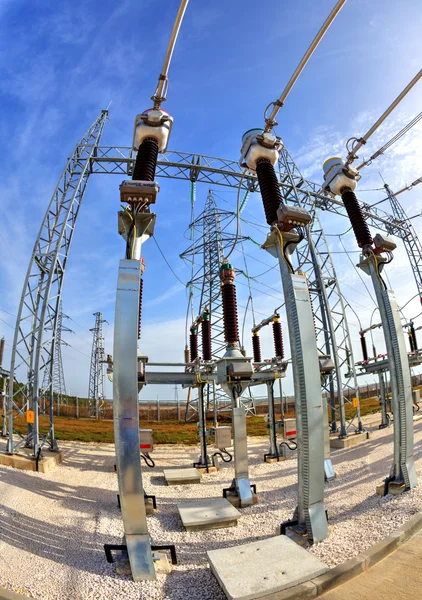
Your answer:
178,497 -> 241,531
0,450 -> 63,473
163,467 -> 201,485
330,431 -> 370,449
265,456 -> 286,464
197,465 -> 219,474
376,481 -> 406,496
226,492 -> 258,508
145,498 -> 155,516
207,535 -> 328,600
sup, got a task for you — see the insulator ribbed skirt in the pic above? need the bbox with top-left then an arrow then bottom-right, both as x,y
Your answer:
190,333 -> 198,361
341,190 -> 373,248
272,321 -> 284,359
360,334 -> 368,361
132,138 -> 159,181
252,334 -> 261,363
222,283 -> 240,344
202,319 -> 212,361
256,158 -> 282,225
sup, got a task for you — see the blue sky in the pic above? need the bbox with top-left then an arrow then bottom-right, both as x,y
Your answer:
0,0 -> 421,400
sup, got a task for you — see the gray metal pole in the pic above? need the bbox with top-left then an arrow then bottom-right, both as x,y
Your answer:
379,372 -> 389,428
76,396 -> 79,419
1,377 -> 7,437
113,259 -> 155,580
267,380 -> 278,458
264,230 -> 328,543
362,255 -> 417,491
196,384 -> 210,468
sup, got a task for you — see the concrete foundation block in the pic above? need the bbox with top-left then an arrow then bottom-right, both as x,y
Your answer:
0,450 -> 63,473
145,498 -> 155,516
329,431 -> 369,449
265,456 -> 286,464
178,498 -> 241,531
152,551 -> 172,574
197,465 -> 219,474
163,467 -> 201,485
310,555 -> 366,594
225,492 -> 258,508
207,535 -> 327,600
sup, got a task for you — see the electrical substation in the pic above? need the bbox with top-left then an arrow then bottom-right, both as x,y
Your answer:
1,1 -> 422,599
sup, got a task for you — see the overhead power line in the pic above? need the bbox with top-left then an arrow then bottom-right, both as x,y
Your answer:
346,68 -> 422,163
357,111 -> 422,170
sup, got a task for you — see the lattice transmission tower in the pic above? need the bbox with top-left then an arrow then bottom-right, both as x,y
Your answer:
88,312 -> 107,419
384,182 -> 422,302
7,110 -> 108,455
41,303 -> 72,410
181,190 -> 256,420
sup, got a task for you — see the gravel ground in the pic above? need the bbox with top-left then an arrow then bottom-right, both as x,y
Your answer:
1,414 -> 422,600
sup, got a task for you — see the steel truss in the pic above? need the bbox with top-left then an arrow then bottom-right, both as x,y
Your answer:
7,110 -> 108,455
181,190 -> 256,420
6,112 -> 420,455
383,183 -> 422,301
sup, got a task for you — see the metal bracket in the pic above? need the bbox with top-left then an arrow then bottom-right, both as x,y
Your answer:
104,544 -> 177,565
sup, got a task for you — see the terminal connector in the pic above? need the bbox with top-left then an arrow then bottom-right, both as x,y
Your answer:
277,204 -> 312,230
133,108 -> 173,153
239,128 -> 283,173
322,157 -> 361,196
119,180 -> 159,205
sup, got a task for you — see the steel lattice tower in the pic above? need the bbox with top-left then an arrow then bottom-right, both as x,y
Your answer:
384,183 -> 422,301
7,110 -> 108,455
181,190 -> 256,420
41,303 -> 72,410
88,312 -> 107,420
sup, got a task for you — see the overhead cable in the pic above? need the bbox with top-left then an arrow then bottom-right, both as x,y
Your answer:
264,0 -> 347,132
151,0 -> 190,107
357,111 -> 422,170
346,69 -> 422,164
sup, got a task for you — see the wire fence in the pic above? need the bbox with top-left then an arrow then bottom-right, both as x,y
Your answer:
2,373 -> 422,423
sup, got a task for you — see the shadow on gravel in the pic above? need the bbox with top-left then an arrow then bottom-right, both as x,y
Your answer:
0,467 -> 118,514
0,504 -> 120,574
61,446 -> 115,473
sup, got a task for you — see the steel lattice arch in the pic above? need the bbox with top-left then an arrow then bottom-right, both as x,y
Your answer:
5,110 -> 422,456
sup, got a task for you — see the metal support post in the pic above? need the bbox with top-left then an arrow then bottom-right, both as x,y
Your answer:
113,259 -> 155,581
361,255 -> 417,491
323,397 -> 335,481
1,377 -> 7,437
378,372 -> 389,429
76,396 -> 79,419
194,383 -> 211,469
264,231 -> 328,543
266,380 -> 279,459
231,385 -> 252,506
